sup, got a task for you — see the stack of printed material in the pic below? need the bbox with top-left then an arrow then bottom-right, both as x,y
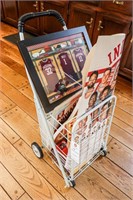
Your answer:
52,33 -> 126,173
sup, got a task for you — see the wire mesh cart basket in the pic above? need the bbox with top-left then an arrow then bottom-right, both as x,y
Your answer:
18,10 -> 117,188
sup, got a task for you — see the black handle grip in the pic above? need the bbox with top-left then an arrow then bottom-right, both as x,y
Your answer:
18,10 -> 66,32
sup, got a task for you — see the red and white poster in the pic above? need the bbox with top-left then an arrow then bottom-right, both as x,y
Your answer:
77,33 -> 126,117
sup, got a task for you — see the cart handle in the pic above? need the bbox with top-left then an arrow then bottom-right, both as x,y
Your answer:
18,10 -> 67,32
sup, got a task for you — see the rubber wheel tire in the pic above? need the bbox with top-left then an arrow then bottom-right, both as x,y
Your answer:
101,150 -> 107,157
31,142 -> 43,159
70,180 -> 76,187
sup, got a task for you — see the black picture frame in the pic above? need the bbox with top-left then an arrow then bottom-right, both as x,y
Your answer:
18,26 -> 92,113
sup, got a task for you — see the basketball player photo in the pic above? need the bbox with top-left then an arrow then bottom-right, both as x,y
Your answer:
85,71 -> 98,99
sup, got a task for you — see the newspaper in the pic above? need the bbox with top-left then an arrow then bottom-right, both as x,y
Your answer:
51,33 -> 126,173
51,90 -> 82,133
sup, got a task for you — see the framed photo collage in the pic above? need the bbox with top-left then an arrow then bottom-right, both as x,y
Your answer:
18,26 -> 92,113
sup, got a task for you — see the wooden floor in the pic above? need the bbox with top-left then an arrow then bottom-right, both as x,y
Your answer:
0,22 -> 133,200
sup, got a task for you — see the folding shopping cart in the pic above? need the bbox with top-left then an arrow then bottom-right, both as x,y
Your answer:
18,10 -> 117,187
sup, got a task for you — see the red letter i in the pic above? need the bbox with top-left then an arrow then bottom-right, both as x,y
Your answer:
108,52 -> 112,65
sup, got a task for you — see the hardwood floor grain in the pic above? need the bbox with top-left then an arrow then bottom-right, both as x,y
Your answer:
115,93 -> 133,115
107,139 -> 133,176
14,139 -> 86,200
112,116 -> 133,136
92,157 -> 133,199
110,123 -> 133,150
0,61 -> 28,89
18,193 -> 32,200
115,81 -> 132,101
0,134 -> 65,200
0,186 -> 11,200
76,167 -> 130,200
19,84 -> 34,102
0,92 -> 16,115
114,107 -> 133,128
0,40 -> 23,64
1,106 -> 41,146
0,163 -> 24,200
0,53 -> 27,78
0,77 -> 37,121
0,118 -> 20,144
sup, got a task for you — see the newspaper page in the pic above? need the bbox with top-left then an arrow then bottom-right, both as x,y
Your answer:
51,33 -> 126,173
51,90 -> 82,133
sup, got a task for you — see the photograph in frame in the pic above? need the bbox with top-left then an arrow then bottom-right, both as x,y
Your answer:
18,26 -> 92,113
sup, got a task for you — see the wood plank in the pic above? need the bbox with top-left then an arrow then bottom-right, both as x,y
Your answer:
110,123 -> 133,150
1,39 -> 17,50
18,193 -> 32,200
75,166 -> 130,200
0,22 -> 18,38
0,186 -> 11,200
92,157 -> 133,199
41,151 -> 63,176
115,81 -> 132,101
117,76 -> 132,88
14,139 -> 131,200
19,84 -> 34,101
0,77 -> 37,121
0,52 -> 17,66
113,116 -> 133,136
0,134 -> 65,200
114,107 -> 133,128
1,106 -> 41,146
0,92 -> 16,115
115,93 -> 133,115
0,163 -> 24,200
0,41 -> 23,64
0,53 -> 27,78
1,106 -> 62,175
14,139 -> 86,200
0,118 -> 20,144
107,139 -> 133,176
0,61 -> 28,89
107,135 -> 112,144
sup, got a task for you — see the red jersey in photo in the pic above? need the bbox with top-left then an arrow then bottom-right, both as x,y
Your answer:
39,58 -> 59,92
58,52 -> 77,80
73,48 -> 86,70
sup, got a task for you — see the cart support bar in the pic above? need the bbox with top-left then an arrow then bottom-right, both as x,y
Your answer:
18,10 -> 66,32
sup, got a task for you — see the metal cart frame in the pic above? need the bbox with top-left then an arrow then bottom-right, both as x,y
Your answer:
18,10 -> 117,187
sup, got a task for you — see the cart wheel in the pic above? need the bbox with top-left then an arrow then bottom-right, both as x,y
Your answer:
101,149 -> 107,157
70,180 -> 76,188
31,142 -> 43,159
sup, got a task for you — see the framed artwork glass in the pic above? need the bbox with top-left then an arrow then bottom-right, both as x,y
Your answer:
18,26 -> 92,113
